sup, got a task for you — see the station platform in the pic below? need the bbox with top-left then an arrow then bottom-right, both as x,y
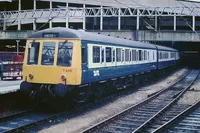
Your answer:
0,78 -> 21,94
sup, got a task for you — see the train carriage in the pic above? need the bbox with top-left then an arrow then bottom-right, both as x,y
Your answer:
156,45 -> 179,69
20,27 -> 179,100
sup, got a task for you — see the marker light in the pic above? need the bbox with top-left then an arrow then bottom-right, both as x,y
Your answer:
61,75 -> 66,81
29,74 -> 34,79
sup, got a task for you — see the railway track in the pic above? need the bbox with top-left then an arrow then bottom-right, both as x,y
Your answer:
132,70 -> 200,133
81,70 -> 199,133
154,101 -> 200,133
0,68 -> 190,133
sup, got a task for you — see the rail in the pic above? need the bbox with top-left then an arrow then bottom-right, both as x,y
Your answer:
80,70 -> 199,133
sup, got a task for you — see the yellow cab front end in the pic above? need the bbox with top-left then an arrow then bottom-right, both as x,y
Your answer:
20,38 -> 82,98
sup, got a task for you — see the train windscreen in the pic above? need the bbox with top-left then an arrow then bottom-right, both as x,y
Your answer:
41,42 -> 56,65
57,42 -> 73,67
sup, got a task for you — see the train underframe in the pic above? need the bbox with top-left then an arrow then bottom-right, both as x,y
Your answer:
20,66 -> 177,108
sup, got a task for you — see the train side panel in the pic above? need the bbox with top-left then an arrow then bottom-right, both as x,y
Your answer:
81,40 -> 157,84
157,50 -> 178,70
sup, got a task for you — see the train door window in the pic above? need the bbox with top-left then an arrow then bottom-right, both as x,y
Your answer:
116,48 -> 121,62
92,46 -> 100,63
139,50 -> 142,61
122,49 -> 124,62
112,48 -> 115,62
132,50 -> 136,61
106,47 -> 112,62
57,42 -> 73,66
101,47 -> 104,63
82,48 -> 85,63
27,42 -> 40,65
148,51 -> 149,61
41,42 -> 56,65
125,49 -> 129,62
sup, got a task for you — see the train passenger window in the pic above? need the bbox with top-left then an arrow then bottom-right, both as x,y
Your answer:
82,48 -> 85,63
153,51 -> 154,60
41,42 -> 56,65
101,47 -> 104,63
106,47 -> 112,62
125,49 -> 129,61
27,42 -> 40,65
116,48 -> 121,62
93,46 -> 100,63
144,50 -> 147,60
57,42 -> 73,67
122,49 -> 124,62
132,50 -> 136,61
112,48 -> 115,62
159,52 -> 162,59
129,50 -> 132,61
139,50 -> 142,61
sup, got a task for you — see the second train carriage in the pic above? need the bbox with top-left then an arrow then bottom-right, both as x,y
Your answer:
20,27 -> 179,99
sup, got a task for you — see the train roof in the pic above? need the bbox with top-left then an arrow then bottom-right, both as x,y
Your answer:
28,27 -> 177,51
156,45 -> 178,52
29,27 -> 157,49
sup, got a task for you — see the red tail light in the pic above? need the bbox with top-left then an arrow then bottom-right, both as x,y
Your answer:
61,75 -> 66,81
29,74 -> 33,79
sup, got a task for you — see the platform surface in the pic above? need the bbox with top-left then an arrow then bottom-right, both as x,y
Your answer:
0,78 -> 22,94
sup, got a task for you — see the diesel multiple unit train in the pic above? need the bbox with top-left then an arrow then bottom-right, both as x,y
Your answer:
20,27 -> 179,101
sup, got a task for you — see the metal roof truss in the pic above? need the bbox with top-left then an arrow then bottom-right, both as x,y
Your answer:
0,6 -> 199,21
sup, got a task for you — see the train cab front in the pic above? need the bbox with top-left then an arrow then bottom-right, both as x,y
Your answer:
20,39 -> 81,99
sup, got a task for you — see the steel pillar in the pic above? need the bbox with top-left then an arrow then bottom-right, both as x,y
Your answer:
137,8 -> 140,30
193,16 -> 195,31
174,14 -> 176,31
83,4 -> 86,30
100,6 -> 103,31
155,14 -> 158,31
16,40 -> 20,55
118,9 -> 121,30
33,0 -> 37,30
18,0 -> 21,30
49,0 -> 52,28
66,3 -> 69,28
